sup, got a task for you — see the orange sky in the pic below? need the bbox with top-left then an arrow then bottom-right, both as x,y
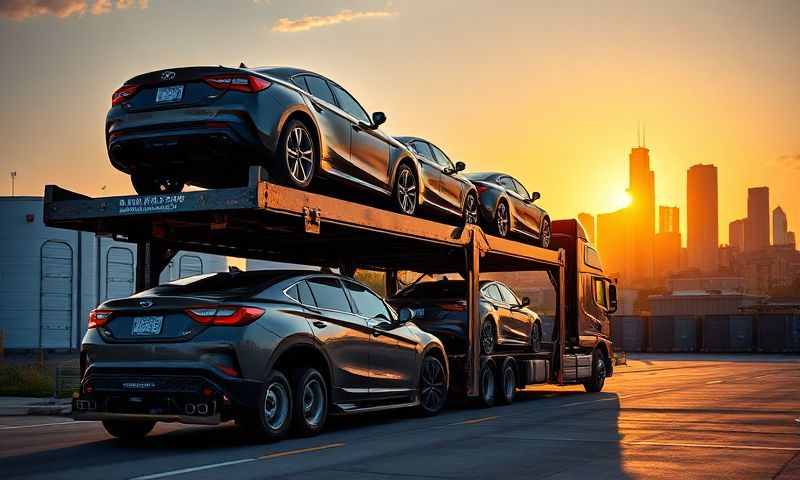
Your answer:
1,0 -> 798,245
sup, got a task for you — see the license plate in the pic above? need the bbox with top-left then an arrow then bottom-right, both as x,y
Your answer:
155,85 -> 184,103
131,316 -> 163,336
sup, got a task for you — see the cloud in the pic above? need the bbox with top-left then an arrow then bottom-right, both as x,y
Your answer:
0,0 -> 147,21
272,8 -> 395,33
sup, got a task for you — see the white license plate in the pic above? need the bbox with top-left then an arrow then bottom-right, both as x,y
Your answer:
131,316 -> 163,336
155,85 -> 184,103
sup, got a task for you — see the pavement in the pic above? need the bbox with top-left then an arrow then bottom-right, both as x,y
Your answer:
1,355 -> 799,479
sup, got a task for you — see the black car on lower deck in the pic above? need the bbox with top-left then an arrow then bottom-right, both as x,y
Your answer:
387,279 -> 543,356
73,270 -> 448,442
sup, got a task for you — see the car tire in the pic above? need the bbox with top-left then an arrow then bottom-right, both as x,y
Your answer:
529,322 -> 542,353
539,217 -> 552,249
394,163 -> 418,216
241,370 -> 293,442
463,192 -> 479,225
290,368 -> 328,437
102,420 -> 155,440
495,201 -> 510,238
496,357 -> 516,406
131,173 -> 184,195
276,119 -> 316,189
583,350 -> 607,393
477,360 -> 496,408
418,354 -> 448,416
480,318 -> 496,356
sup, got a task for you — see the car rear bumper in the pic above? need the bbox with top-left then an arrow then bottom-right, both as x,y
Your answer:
73,411 -> 222,425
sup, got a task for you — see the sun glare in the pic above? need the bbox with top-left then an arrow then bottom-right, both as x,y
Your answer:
614,190 -> 633,210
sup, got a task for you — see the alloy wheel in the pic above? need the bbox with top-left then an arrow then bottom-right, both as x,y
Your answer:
464,194 -> 479,224
396,167 -> 417,215
285,126 -> 314,185
540,219 -> 551,248
503,366 -> 515,400
481,320 -> 495,355
420,357 -> 446,412
496,203 -> 509,237
302,378 -> 325,427
264,381 -> 290,430
530,323 -> 541,352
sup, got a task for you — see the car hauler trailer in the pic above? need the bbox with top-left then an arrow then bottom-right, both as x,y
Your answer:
44,166 -> 615,405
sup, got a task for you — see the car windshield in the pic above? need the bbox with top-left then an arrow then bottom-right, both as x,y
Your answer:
395,280 -> 467,298
142,270 -> 295,297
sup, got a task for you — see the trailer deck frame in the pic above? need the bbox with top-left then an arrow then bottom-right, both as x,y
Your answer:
44,167 -> 568,395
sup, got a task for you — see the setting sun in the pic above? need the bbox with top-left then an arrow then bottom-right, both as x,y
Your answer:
613,190 -> 633,210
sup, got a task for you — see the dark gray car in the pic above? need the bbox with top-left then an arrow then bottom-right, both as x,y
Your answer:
107,66 -> 434,218
73,270 -> 448,441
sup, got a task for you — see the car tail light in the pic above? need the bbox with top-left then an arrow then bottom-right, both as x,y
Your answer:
111,85 -> 139,106
88,309 -> 113,328
203,75 -> 271,93
438,301 -> 466,312
477,185 -> 488,193
217,365 -> 239,377
185,306 -> 265,326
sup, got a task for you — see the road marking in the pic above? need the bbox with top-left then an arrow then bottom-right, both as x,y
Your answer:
490,435 -> 800,452
620,388 -> 675,399
0,421 -> 92,430
130,443 -> 345,480
258,442 -> 345,460
705,380 -> 724,385
451,416 -> 497,426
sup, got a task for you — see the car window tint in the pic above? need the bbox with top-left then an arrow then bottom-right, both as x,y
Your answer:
305,76 -> 336,105
297,280 -> 316,307
498,284 -> 520,305
513,179 -> 530,199
499,177 -> 518,194
484,284 -> 502,302
285,284 -> 299,302
430,145 -> 453,169
410,141 -> 434,162
329,83 -> 370,123
307,277 -> 352,312
344,281 -> 391,319
292,75 -> 309,92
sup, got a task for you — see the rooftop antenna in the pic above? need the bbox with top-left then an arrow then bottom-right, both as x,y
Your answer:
643,123 -> 647,148
636,122 -> 641,147
10,171 -> 16,196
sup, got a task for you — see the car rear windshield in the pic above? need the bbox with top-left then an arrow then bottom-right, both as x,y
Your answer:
143,270 -> 294,297
395,281 -> 467,299
465,172 -> 495,181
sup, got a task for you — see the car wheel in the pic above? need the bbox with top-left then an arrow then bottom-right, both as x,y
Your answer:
495,201 -> 510,237
418,354 -> 448,416
241,370 -> 293,441
583,350 -> 607,393
480,318 -> 496,356
277,119 -> 316,189
496,357 -> 516,406
394,164 -> 418,215
291,368 -> 328,437
102,420 -> 155,440
539,217 -> 552,249
463,192 -> 479,225
131,173 -> 184,195
529,322 -> 542,353
477,361 -> 496,408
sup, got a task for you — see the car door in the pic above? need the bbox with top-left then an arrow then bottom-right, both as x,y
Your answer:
482,283 -> 514,345
328,81 -> 392,193
430,143 -> 465,215
512,178 -> 544,236
498,176 -> 534,238
409,140 -> 447,210
497,283 -> 533,344
343,280 -> 417,395
295,75 -> 352,177
304,276 -> 373,401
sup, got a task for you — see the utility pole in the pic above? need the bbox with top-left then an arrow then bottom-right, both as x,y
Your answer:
10,171 -> 16,196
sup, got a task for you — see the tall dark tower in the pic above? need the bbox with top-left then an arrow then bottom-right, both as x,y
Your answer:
627,140 -> 655,282
687,164 -> 719,272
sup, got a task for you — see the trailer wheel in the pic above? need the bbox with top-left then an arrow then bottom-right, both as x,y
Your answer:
496,357 -> 516,405
102,420 -> 155,441
583,350 -> 607,393
478,360 -> 496,408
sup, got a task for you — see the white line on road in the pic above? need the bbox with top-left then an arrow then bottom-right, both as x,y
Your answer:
705,380 -> 724,385
620,388 -> 675,399
489,435 -> 800,452
0,421 -> 93,430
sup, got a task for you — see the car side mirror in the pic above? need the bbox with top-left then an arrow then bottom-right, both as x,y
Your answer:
608,284 -> 618,314
371,111 -> 387,128
521,296 -> 531,307
397,307 -> 415,324
455,161 -> 466,172
531,192 -> 541,202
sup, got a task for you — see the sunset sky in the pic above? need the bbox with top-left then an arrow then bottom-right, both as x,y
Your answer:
1,0 -> 798,245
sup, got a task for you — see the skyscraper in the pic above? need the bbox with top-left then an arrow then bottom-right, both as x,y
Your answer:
687,164 -> 719,272
577,212 -> 595,244
627,146 -> 655,282
773,206 -> 788,245
729,219 -> 745,252
655,206 -> 681,277
659,206 -> 679,234
597,208 -> 630,282
746,187 -> 769,251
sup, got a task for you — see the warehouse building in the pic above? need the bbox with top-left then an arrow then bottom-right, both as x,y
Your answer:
0,196 -> 227,350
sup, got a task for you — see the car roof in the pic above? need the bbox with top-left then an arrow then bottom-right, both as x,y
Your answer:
394,136 -> 425,144
255,66 -> 333,84
465,172 -> 506,181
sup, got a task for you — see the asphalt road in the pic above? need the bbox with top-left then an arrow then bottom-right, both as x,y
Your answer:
2,355 -> 799,480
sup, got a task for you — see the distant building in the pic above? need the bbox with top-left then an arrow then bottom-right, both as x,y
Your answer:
665,275 -> 745,293
654,206 -> 681,278
577,212 -> 595,244
659,206 -> 679,234
746,186 -> 770,251
627,146 -> 655,283
687,164 -> 719,273
729,218 -> 746,252
597,208 -> 629,284
735,245 -> 800,294
649,291 -> 764,316
773,206 -> 789,245
789,231 -> 797,247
